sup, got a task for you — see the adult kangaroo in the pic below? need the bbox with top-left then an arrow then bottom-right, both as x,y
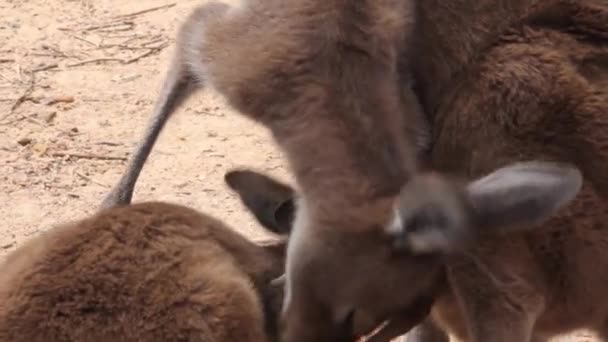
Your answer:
402,0 -> 608,341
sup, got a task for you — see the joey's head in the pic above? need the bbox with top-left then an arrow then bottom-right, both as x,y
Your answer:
277,161 -> 582,342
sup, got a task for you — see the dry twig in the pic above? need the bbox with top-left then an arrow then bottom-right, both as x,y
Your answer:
84,21 -> 134,32
71,35 -> 99,48
124,43 -> 168,63
51,151 -> 128,161
40,44 -> 69,58
67,58 -> 124,67
66,43 -> 168,67
45,95 -> 75,106
32,63 -> 59,72
9,72 -> 35,112
75,171 -> 109,187
114,3 -> 177,19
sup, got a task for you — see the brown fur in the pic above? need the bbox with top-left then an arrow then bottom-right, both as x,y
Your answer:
399,1 -> 608,341
0,168 -> 307,342
0,202 -> 288,342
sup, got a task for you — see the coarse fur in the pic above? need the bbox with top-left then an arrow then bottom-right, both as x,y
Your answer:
100,0 -> 443,340
397,1 -> 608,341
0,171 -> 296,342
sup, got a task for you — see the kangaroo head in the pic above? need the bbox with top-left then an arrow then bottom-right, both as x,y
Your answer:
225,162 -> 582,341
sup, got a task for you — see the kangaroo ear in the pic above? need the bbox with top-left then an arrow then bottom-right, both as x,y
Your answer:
225,169 -> 296,235
388,173 -> 473,254
466,161 -> 582,234
388,162 -> 582,254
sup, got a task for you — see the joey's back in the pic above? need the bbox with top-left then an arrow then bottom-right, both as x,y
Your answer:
0,202 -> 284,342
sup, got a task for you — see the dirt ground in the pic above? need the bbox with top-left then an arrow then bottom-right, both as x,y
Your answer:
0,1 -> 599,341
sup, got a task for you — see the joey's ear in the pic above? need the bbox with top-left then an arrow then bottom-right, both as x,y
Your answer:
225,169 -> 296,235
466,161 -> 582,234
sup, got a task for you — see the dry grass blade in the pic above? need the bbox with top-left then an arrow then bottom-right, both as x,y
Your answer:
51,151 -> 128,161
66,42 -> 169,67
32,64 -> 59,72
84,21 -> 134,32
67,58 -> 124,67
9,72 -> 35,113
75,171 -> 109,187
114,3 -> 177,19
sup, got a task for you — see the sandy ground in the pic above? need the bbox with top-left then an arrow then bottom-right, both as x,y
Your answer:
0,0 -> 599,341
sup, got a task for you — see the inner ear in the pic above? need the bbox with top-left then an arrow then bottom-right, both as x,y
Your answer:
275,199 -> 296,233
466,161 -> 582,234
224,169 -> 295,234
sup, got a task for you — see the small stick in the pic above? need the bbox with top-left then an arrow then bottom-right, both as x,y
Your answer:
84,21 -> 134,32
0,114 -> 26,125
67,44 -> 168,67
75,171 -> 109,187
121,34 -> 161,46
67,58 -> 124,67
71,35 -> 99,48
10,72 -> 35,112
141,37 -> 166,47
51,151 -> 128,161
114,3 -> 177,19
32,63 -> 59,72
41,44 -> 68,58
97,141 -> 122,146
0,71 -> 11,82
45,95 -> 75,106
24,115 -> 46,127
2,63 -> 60,116
124,44 -> 168,64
